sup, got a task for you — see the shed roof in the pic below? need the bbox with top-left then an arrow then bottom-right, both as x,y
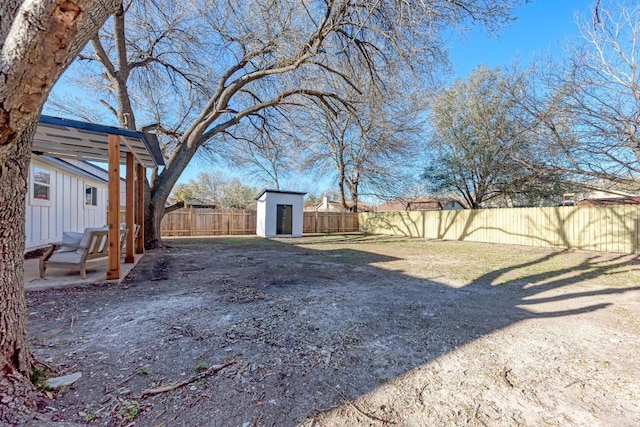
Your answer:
33,115 -> 164,168
255,189 -> 307,200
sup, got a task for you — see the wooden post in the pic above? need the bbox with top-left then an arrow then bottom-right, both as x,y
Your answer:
107,134 -> 121,280
190,206 -> 195,236
125,152 -> 135,263
136,163 -> 145,254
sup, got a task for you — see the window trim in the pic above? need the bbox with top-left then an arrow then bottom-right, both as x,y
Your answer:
30,166 -> 53,206
84,184 -> 98,210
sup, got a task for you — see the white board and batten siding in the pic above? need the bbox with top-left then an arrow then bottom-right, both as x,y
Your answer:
25,157 -> 108,251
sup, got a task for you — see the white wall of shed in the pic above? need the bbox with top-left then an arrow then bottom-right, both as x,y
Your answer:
256,192 -> 304,238
256,195 -> 267,237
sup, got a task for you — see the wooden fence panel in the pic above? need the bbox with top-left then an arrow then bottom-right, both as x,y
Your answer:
161,209 -> 357,236
302,212 -> 359,233
160,210 -> 192,236
360,205 -> 640,254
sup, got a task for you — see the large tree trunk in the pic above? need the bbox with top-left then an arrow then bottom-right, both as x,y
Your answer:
1,0 -> 119,421
0,119 -> 39,423
144,140 -> 198,248
145,196 -> 165,249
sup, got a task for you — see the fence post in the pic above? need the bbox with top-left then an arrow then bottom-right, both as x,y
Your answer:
637,206 -> 640,253
189,206 -> 194,236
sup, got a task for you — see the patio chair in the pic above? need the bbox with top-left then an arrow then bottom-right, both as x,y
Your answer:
120,223 -> 141,249
39,228 -> 128,279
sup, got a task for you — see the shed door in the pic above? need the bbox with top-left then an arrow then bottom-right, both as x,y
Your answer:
276,204 -> 293,235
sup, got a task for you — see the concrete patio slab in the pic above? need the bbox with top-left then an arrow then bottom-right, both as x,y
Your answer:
24,254 -> 143,291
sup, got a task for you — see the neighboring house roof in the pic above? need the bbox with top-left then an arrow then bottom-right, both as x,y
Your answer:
255,189 -> 307,200
577,197 -> 640,206
377,196 -> 462,212
184,199 -> 217,208
311,197 -> 372,212
165,200 -> 218,211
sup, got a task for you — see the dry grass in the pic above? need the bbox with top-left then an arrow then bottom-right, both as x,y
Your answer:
291,234 -> 640,288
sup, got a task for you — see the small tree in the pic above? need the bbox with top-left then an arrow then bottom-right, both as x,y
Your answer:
299,68 -> 426,211
199,109 -> 300,189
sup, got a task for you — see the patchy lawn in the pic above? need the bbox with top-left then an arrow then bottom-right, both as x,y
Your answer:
27,234 -> 640,426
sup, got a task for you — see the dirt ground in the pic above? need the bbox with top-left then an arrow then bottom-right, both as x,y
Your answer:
25,234 -> 640,426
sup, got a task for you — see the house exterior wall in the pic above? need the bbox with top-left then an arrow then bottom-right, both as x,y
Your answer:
65,159 -> 127,207
256,191 -> 304,237
25,157 -> 108,251
315,196 -> 338,212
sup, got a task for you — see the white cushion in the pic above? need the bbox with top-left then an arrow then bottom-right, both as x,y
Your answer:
57,231 -> 83,253
77,227 -> 108,251
48,251 -> 83,264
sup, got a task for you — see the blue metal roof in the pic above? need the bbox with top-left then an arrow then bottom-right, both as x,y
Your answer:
33,115 -> 165,168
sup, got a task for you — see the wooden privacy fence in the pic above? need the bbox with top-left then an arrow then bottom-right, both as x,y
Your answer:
161,209 -> 359,236
303,212 -> 359,234
161,208 -> 257,236
360,205 -> 640,254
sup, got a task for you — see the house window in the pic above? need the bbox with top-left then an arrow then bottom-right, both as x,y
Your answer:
85,185 -> 98,206
33,167 -> 51,201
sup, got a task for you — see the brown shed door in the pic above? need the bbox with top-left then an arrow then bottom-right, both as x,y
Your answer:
276,204 -> 293,235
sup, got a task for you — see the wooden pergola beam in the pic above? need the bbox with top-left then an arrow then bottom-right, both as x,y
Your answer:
136,163 -> 145,254
125,152 -> 135,263
107,134 -> 121,280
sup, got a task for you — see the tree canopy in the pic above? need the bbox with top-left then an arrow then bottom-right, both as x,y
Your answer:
297,66 -> 426,211
423,66 -> 571,208
172,173 -> 259,209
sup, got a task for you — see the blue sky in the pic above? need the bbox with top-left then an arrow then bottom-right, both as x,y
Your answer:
449,0 -> 592,77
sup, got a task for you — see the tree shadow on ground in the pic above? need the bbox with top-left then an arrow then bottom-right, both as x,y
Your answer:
25,234 -> 640,426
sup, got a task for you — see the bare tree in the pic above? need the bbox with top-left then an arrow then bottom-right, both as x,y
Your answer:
52,0 -> 523,246
299,68 -> 425,211
516,0 -> 640,192
1,0 -> 119,421
199,110 -> 299,190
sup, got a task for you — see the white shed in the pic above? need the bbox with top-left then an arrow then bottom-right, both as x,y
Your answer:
255,189 -> 306,237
